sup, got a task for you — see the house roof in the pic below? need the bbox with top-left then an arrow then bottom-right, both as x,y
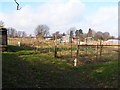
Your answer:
44,36 -> 53,38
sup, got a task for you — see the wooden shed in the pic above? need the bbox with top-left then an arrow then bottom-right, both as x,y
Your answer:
0,27 -> 7,52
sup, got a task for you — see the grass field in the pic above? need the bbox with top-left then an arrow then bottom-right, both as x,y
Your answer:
2,45 -> 119,88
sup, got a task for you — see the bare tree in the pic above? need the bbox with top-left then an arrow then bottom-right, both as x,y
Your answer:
21,31 -> 27,38
94,31 -> 110,41
68,27 -> 76,43
67,27 -> 76,35
0,20 -> 4,27
7,27 -> 17,38
14,30 -> 18,37
17,31 -> 26,38
34,24 -> 49,39
102,32 -> 110,40
17,31 -> 22,37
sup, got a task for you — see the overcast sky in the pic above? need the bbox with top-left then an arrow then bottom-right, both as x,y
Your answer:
0,0 -> 118,37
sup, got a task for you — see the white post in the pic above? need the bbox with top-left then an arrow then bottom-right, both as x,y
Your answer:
74,58 -> 77,66
18,42 -> 21,46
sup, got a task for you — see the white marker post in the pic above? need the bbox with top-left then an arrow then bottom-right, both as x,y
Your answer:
74,58 -> 77,66
18,42 -> 21,46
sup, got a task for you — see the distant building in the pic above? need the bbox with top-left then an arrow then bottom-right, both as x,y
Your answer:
86,37 -> 94,41
106,39 -> 120,44
62,35 -> 71,43
44,36 -> 53,40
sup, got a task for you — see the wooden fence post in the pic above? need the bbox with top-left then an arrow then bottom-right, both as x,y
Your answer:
55,46 -> 57,58
85,38 -> 87,55
76,38 -> 79,58
70,37 -> 73,58
100,45 -> 103,57
54,34 -> 57,58
100,40 -> 103,57
96,44 -> 98,60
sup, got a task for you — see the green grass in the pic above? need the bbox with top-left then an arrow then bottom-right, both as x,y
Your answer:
2,45 -> 119,88
7,45 -> 35,52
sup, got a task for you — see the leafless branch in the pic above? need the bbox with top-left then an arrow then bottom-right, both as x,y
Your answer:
14,0 -> 22,10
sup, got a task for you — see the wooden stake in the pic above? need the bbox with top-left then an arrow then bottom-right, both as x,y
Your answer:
54,34 -> 57,58
86,38 -> 87,55
76,38 -> 79,58
74,58 -> 77,66
96,44 -> 98,60
71,37 -> 72,58
100,40 -> 103,57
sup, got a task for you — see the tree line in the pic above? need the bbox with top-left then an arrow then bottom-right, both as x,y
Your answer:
0,20 -> 117,40
35,25 -> 112,40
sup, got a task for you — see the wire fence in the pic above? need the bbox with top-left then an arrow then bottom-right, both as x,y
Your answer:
8,38 -> 119,64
